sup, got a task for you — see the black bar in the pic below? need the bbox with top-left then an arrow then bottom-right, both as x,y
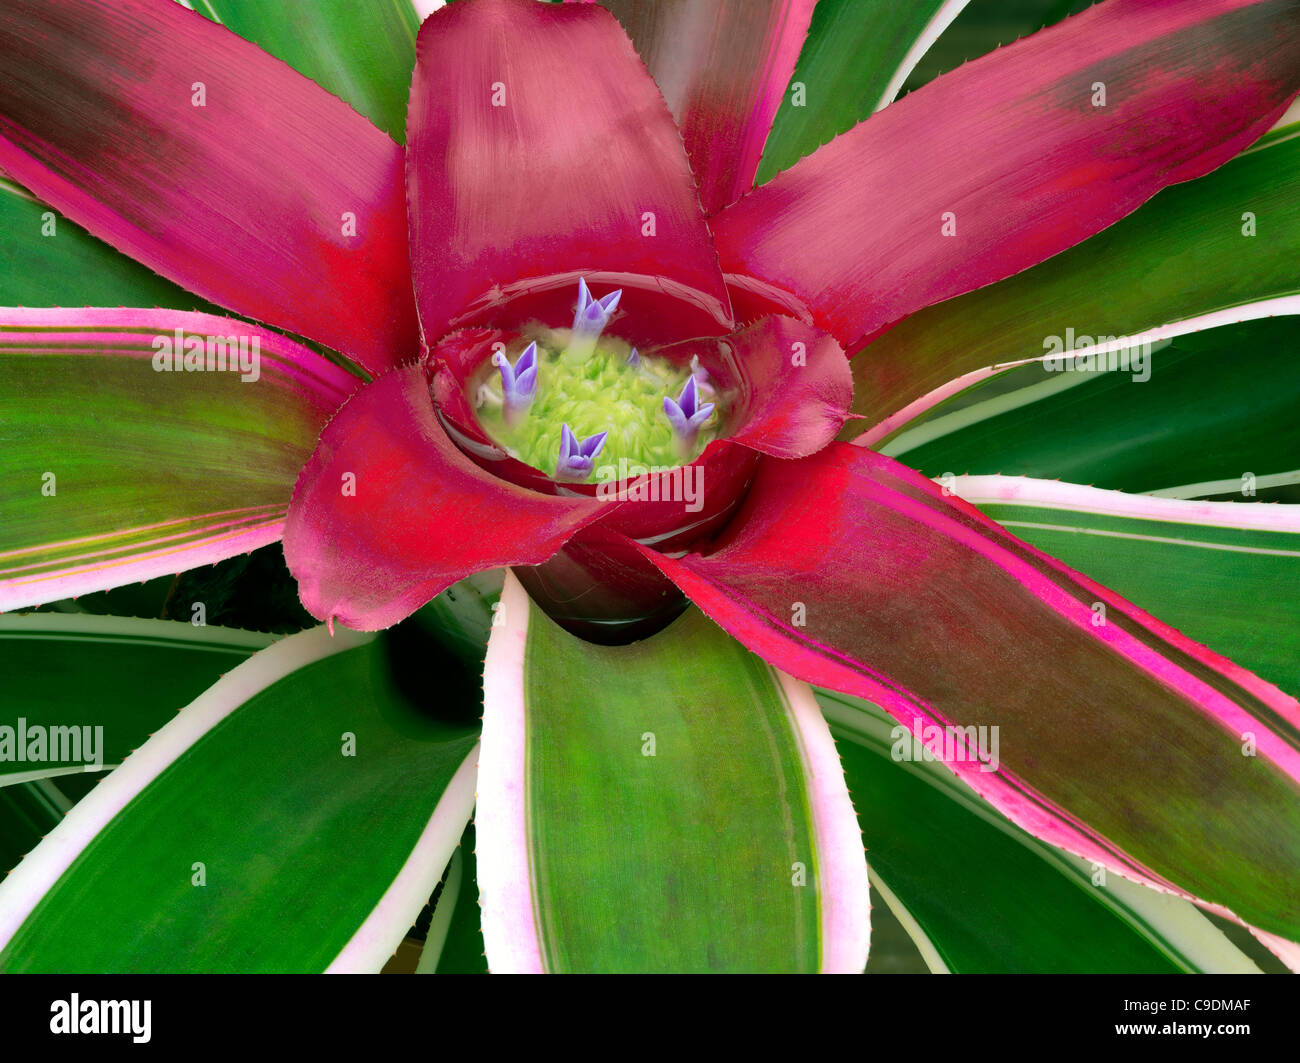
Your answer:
0,973 -> 1291,1050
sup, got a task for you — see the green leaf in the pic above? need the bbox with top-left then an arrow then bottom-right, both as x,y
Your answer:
950,476 -> 1300,698
0,179 -> 217,310
0,625 -> 479,972
757,0 -> 969,183
820,689 -> 1263,973
891,0 -> 1097,101
0,613 -> 272,784
0,309 -> 355,609
853,126 -> 1300,437
185,0 -> 419,141
476,573 -> 869,972
885,316 -> 1300,498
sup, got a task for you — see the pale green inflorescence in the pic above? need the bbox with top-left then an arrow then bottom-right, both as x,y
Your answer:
474,328 -> 723,479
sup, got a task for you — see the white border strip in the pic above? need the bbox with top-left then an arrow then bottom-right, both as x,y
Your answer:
777,670 -> 872,973
1055,853 -> 1260,973
416,847 -> 465,974
858,295 -> 1300,448
326,747 -> 478,973
947,476 -> 1300,533
868,869 -> 949,973
0,624 -> 372,950
411,0 -> 445,21
0,765 -> 117,788
1151,470 -> 1300,500
0,176 -> 39,203
0,612 -> 276,651
476,572 -> 546,974
996,522 -> 1300,558
880,351 -> 1145,457
874,0 -> 972,111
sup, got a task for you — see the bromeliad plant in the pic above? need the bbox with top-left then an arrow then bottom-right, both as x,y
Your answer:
0,0 -> 1297,973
